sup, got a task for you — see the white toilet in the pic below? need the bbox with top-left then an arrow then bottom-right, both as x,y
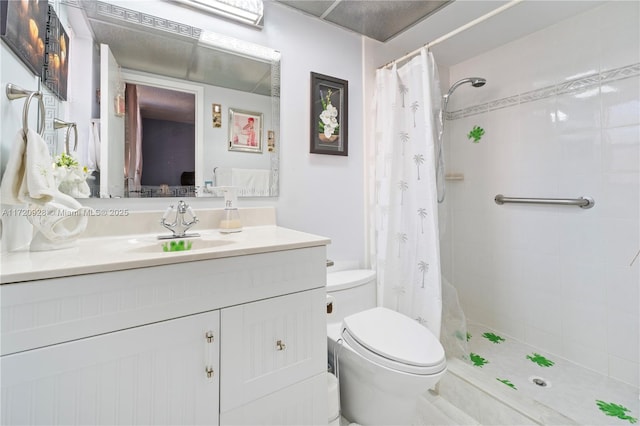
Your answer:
327,270 -> 447,426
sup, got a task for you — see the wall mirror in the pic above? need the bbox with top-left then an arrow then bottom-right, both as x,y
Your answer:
60,0 -> 280,198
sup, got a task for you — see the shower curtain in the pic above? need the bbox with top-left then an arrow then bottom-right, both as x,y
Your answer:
372,49 -> 443,339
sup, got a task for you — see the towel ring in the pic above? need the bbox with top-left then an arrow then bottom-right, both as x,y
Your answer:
54,118 -> 78,154
6,84 -> 45,136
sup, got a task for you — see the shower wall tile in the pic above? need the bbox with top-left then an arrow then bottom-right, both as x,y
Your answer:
606,264 -> 640,318
446,0 -> 639,385
602,125 -> 640,173
556,215 -> 604,267
609,355 -> 639,388
561,337 -> 608,377
524,325 -> 563,357
607,310 -> 639,363
599,172 -> 640,220
447,42 -> 521,112
601,76 -> 640,128
522,291 -> 563,336
602,218 -> 640,268
557,131 -> 603,181
556,89 -> 602,133
518,6 -> 599,93
599,1 -> 640,72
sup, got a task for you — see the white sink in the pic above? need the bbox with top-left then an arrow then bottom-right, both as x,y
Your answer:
126,238 -> 233,253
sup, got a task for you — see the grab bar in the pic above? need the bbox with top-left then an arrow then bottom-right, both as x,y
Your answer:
494,194 -> 595,209
6,83 -> 45,136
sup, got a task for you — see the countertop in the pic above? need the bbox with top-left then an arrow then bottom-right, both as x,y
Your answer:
1,225 -> 331,284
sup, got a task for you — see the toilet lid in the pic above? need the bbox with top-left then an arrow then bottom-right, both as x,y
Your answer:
342,307 -> 446,375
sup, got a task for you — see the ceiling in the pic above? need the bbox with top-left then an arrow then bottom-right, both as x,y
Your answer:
275,0 -> 452,42
136,85 -> 195,124
65,1 -> 274,97
275,0 -> 608,67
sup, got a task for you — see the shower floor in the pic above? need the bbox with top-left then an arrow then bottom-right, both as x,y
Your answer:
447,322 -> 639,425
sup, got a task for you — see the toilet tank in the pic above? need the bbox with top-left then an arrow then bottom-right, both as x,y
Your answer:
326,269 -> 376,327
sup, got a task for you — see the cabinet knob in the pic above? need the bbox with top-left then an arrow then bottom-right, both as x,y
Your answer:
205,367 -> 214,378
276,340 -> 286,351
205,331 -> 214,343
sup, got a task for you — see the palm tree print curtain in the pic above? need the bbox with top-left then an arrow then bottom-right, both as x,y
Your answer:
372,49 -> 443,338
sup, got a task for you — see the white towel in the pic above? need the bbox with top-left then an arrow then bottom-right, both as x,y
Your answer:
1,129 -> 57,205
232,168 -> 270,196
214,167 -> 233,187
27,191 -> 93,251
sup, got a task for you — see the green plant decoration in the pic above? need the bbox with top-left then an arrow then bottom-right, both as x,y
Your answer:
526,353 -> 555,367
595,400 -> 637,424
470,352 -> 488,367
483,332 -> 505,344
467,125 -> 485,143
467,332 -> 471,342
54,152 -> 79,168
497,378 -> 517,390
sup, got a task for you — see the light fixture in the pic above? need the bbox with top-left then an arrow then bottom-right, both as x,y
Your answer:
174,0 -> 264,27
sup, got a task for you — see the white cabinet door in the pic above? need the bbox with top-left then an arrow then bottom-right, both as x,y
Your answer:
220,288 -> 326,412
1,311 -> 220,425
220,373 -> 327,426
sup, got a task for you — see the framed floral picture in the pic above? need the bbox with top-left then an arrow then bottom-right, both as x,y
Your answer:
228,108 -> 263,153
310,72 -> 348,156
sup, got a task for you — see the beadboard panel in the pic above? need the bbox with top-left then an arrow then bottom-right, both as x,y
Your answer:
220,373 -> 327,426
1,311 -> 220,426
220,288 -> 327,412
1,246 -> 326,356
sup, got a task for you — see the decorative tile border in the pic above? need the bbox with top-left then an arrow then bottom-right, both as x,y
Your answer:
60,0 -> 202,39
447,62 -> 640,120
94,1 -> 201,39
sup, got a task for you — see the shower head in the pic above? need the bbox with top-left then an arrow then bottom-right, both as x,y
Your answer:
444,77 -> 487,98
441,77 -> 487,115
471,77 -> 487,87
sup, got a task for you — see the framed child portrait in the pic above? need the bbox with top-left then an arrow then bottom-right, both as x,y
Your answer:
228,108 -> 263,153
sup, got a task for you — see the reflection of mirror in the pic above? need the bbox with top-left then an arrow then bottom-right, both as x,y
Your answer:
61,0 -> 280,198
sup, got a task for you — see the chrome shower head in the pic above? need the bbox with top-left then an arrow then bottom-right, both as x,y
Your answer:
470,77 -> 486,87
445,77 -> 487,98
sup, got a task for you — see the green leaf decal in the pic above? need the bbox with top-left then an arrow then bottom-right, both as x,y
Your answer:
496,378 -> 517,390
596,400 -> 637,424
526,353 -> 555,367
470,352 -> 488,367
482,332 -> 505,344
467,125 -> 485,143
466,332 -> 472,342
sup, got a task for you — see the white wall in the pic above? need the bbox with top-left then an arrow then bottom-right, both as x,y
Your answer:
444,1 -> 639,386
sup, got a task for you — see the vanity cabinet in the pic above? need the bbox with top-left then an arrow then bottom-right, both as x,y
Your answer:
1,311 -> 220,425
0,244 -> 328,426
220,288 -> 327,425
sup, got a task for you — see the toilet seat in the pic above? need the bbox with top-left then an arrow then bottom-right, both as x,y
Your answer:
341,307 -> 446,375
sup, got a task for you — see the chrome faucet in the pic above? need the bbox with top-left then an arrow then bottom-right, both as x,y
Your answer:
159,200 -> 199,239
